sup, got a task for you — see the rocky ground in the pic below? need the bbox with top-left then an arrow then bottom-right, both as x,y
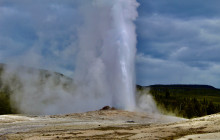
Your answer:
0,109 -> 220,140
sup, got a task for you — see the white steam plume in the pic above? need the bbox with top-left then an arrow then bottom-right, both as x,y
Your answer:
74,0 -> 139,111
1,0 -> 139,114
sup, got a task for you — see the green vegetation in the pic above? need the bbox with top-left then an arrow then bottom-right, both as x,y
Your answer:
0,65 -> 13,114
137,85 -> 220,118
0,87 -> 14,114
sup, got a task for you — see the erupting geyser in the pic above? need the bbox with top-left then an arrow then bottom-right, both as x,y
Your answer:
2,0 -> 139,114
74,0 -> 139,111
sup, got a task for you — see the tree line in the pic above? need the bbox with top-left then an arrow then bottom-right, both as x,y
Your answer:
148,85 -> 220,118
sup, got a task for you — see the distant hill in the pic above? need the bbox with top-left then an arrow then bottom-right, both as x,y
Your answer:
137,84 -> 218,90
0,63 -> 72,81
150,84 -> 217,89
137,84 -> 220,118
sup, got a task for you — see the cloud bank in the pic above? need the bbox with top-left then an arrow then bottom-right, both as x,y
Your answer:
136,0 -> 220,88
0,0 -> 220,88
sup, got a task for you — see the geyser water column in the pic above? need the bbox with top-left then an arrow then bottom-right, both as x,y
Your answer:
74,0 -> 139,110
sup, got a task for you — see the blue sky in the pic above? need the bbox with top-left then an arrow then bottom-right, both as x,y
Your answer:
0,0 -> 220,88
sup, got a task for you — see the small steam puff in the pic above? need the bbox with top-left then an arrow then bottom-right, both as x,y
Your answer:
136,88 -> 159,114
2,0 -> 142,115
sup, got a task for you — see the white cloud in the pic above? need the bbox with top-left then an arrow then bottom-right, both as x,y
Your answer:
136,14 -> 220,69
136,53 -> 220,88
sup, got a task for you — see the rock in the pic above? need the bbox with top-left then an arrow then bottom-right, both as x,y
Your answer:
100,106 -> 116,110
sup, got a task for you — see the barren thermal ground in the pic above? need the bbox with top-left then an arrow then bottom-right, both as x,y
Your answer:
1,110 -> 220,140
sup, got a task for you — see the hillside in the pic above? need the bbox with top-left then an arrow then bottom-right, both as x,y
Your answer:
137,84 -> 220,118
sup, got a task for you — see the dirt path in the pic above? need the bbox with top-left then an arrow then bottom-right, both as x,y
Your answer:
0,110 -> 220,140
